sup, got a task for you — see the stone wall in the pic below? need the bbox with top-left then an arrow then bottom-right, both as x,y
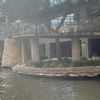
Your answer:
2,38 -> 22,67
13,65 -> 100,77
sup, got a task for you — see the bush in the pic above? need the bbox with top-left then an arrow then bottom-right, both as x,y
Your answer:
26,59 -> 35,67
26,59 -> 70,68
26,58 -> 100,67
62,57 -> 71,64
40,55 -> 48,60
26,59 -> 43,67
71,59 -> 100,67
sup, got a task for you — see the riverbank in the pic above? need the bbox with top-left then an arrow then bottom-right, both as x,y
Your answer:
12,65 -> 100,78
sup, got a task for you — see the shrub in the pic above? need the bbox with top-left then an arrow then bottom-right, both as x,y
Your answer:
62,57 -> 71,64
26,59 -> 70,68
40,55 -> 48,60
26,59 -> 36,67
26,59 -> 42,67
71,59 -> 100,67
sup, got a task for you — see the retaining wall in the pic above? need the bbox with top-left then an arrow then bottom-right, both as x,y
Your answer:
2,38 -> 22,67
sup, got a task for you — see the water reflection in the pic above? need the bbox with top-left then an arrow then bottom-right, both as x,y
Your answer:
0,69 -> 100,100
0,71 -> 7,100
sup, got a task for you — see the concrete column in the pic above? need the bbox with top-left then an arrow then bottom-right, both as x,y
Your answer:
45,44 -> 50,59
2,38 -> 22,67
22,39 -> 31,64
72,38 -> 81,61
22,39 -> 27,64
81,38 -> 89,58
56,38 -> 61,61
30,37 -> 40,62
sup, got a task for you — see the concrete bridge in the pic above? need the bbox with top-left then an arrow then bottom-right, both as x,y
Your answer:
0,0 -> 100,67
1,23 -> 100,67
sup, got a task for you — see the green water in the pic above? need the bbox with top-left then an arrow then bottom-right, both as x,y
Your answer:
0,69 -> 100,100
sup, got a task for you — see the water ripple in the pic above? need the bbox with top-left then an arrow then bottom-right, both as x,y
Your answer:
0,72 -> 10,100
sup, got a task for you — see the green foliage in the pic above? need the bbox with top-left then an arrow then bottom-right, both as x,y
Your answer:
26,59 -> 36,67
26,58 -> 100,67
2,0 -> 50,22
71,59 -> 100,67
26,59 -> 44,67
2,0 -> 99,23
62,57 -> 71,64
40,55 -> 48,60
26,59 -> 70,68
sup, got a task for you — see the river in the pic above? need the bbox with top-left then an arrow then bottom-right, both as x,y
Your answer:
0,68 -> 100,100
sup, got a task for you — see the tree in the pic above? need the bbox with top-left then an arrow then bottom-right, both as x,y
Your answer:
2,0 -> 49,22
1,0 -> 80,23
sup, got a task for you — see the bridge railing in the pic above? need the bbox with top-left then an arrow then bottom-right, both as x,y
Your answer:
0,19 -> 100,40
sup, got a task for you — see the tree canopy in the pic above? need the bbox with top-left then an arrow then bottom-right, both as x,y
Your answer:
0,0 -> 100,24
1,0 -> 81,23
2,0 -> 49,22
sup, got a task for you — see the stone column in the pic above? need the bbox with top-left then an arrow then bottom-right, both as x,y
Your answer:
81,38 -> 89,58
30,37 -> 40,62
72,38 -> 81,61
2,38 -> 22,67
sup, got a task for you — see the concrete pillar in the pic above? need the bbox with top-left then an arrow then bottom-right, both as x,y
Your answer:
56,38 -> 61,61
21,39 -> 27,64
2,38 -> 22,67
81,38 -> 89,58
45,44 -> 50,59
72,38 -> 81,61
21,38 -> 32,64
30,37 -> 40,62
